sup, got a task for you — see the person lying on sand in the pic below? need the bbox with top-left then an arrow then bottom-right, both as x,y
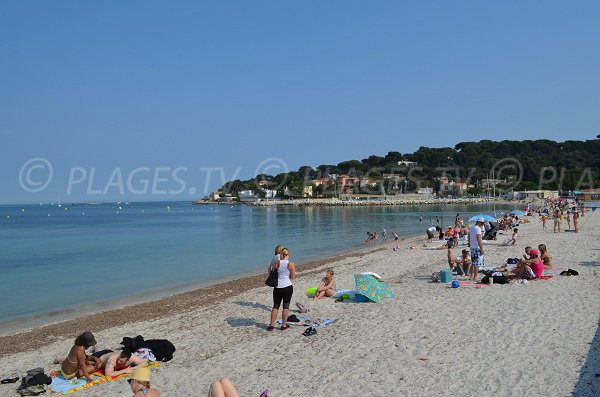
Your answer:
313,269 -> 336,301
99,349 -> 147,377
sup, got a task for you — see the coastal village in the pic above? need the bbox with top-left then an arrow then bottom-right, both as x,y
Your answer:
196,160 -> 575,205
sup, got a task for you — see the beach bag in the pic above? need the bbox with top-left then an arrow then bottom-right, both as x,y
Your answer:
17,368 -> 51,396
265,270 -> 278,287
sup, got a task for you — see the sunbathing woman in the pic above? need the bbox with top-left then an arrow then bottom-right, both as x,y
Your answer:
61,331 -> 98,383
538,244 -> 553,269
314,269 -> 336,301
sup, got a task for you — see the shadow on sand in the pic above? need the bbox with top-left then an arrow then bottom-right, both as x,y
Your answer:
233,300 -> 272,311
578,261 -> 600,268
572,317 -> 600,396
224,317 -> 268,330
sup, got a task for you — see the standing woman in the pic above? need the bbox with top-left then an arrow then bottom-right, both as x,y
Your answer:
267,247 -> 296,332
566,211 -> 571,230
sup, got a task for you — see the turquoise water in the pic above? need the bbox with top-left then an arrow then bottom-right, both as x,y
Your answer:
0,201 -> 514,331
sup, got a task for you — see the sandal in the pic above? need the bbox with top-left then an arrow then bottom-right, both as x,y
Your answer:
568,269 -> 579,276
266,325 -> 274,332
281,325 -> 290,331
1,377 -> 19,384
302,327 -> 317,336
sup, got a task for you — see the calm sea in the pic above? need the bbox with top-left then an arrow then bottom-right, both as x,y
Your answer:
0,201 -> 514,333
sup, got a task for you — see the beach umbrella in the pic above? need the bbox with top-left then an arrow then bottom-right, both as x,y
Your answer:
468,214 -> 496,222
354,273 -> 395,302
510,210 -> 526,215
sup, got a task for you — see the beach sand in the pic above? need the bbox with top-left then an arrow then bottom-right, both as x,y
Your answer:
0,211 -> 599,396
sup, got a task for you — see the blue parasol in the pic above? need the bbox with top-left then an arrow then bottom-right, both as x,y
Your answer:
468,214 -> 496,222
510,210 -> 527,215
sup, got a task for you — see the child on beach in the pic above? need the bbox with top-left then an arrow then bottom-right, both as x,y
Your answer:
314,269 -> 336,301
540,215 -> 547,230
502,228 -> 518,246
392,231 -> 399,241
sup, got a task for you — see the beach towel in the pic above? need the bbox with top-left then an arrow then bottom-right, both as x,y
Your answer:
49,362 -> 160,394
277,317 -> 337,327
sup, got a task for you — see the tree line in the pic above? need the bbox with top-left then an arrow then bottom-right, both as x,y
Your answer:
220,138 -> 600,197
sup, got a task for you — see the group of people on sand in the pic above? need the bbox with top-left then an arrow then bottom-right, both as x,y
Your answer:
445,213 -> 555,282
57,331 -> 245,396
56,331 -> 160,396
537,198 -> 583,233
266,245 -> 338,333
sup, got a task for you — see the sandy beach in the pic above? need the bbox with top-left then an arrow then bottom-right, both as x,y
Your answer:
0,211 -> 599,396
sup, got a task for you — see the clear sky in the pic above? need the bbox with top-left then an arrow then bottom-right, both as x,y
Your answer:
2,1 -> 599,203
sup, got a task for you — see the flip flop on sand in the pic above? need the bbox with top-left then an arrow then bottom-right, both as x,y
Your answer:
302,327 -> 317,336
1,377 -> 19,384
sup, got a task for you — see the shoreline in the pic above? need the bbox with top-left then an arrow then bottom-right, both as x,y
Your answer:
0,237 -> 400,357
195,197 -> 510,206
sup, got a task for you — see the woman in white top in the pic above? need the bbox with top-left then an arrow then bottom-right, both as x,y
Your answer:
267,247 -> 296,332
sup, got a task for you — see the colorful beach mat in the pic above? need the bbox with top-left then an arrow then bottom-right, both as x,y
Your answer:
49,361 -> 160,394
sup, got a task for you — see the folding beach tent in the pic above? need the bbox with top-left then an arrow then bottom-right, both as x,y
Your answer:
354,273 -> 395,302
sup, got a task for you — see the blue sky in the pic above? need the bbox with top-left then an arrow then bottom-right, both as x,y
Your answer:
1,1 -> 599,203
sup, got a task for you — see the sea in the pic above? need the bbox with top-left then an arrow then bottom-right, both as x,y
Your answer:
0,201 -> 516,333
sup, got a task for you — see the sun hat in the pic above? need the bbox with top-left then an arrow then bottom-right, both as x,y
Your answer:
477,217 -> 485,223
131,367 -> 151,383
530,249 -> 540,256
80,331 -> 97,347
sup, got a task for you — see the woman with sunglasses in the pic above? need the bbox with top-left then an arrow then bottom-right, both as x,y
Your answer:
128,367 -> 160,396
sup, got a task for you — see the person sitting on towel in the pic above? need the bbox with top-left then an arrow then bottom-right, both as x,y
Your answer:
512,249 -> 544,280
59,331 -> 98,383
313,269 -> 336,301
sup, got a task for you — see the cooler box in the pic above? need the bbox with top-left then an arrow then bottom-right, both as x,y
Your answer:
439,269 -> 453,283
